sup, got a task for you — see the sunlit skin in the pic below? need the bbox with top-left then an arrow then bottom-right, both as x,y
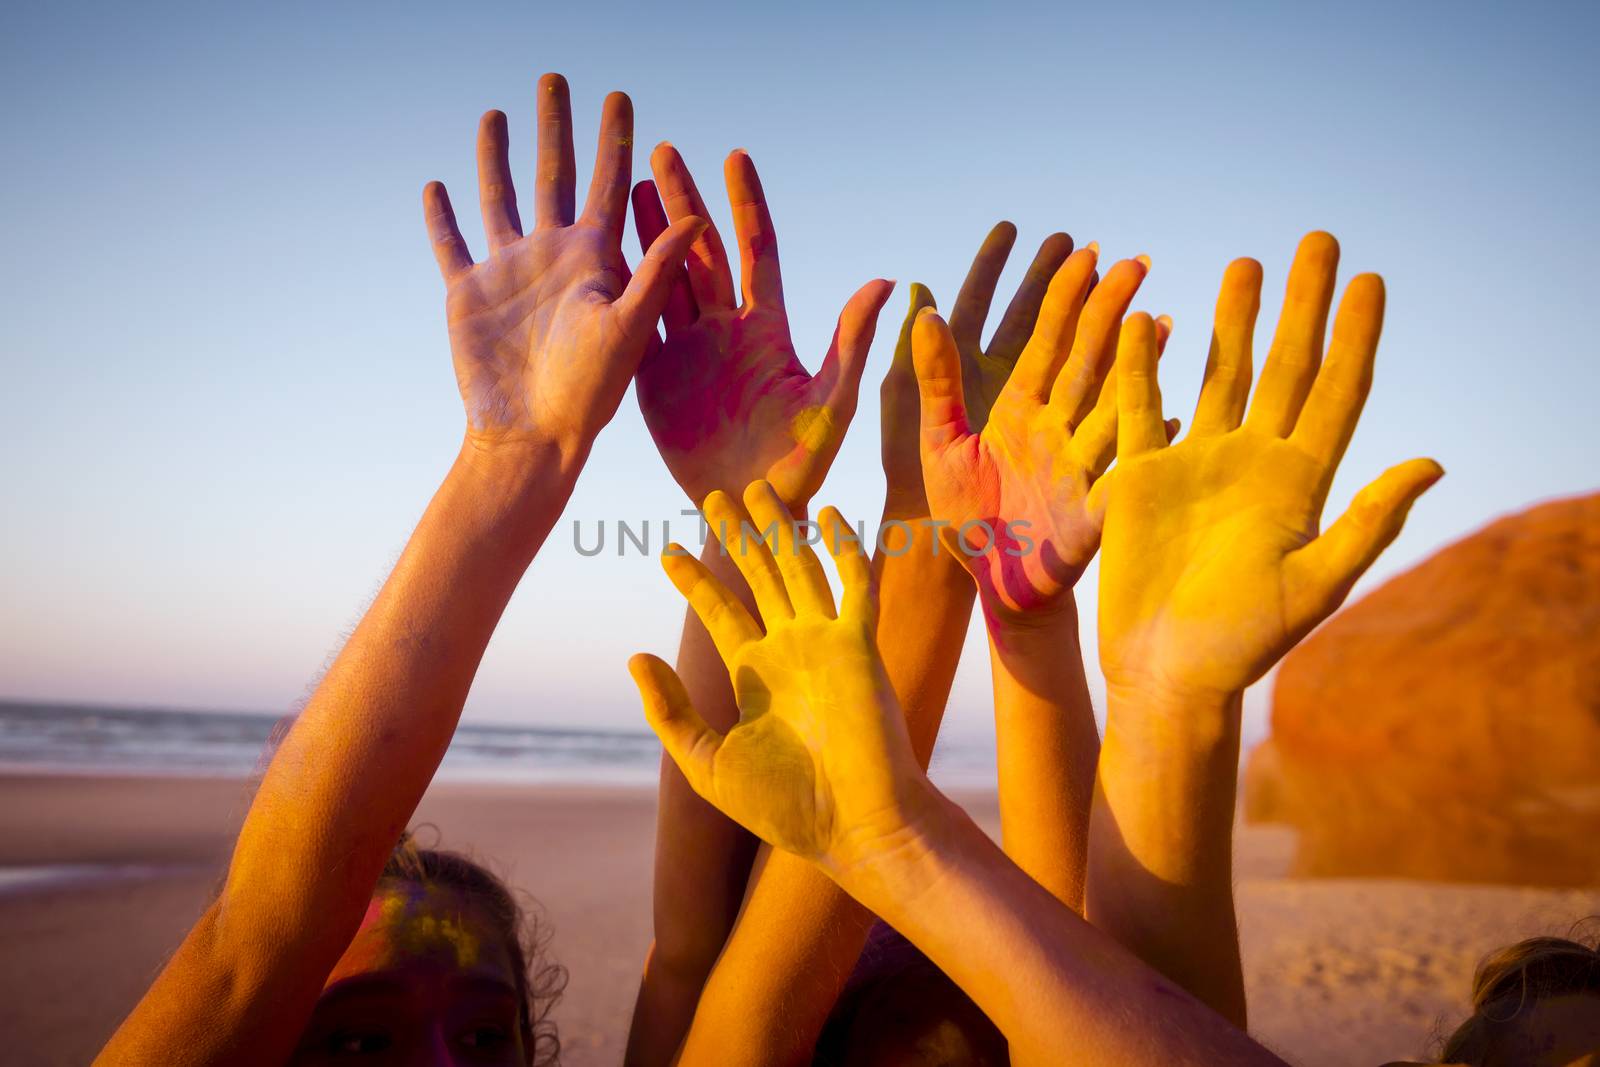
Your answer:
291,887 -> 524,1066
631,144 -> 893,506
652,227 -> 1073,1067
1086,233 -> 1443,1029
619,146 -> 892,1067
630,481 -> 1289,1067
97,73 -> 691,1067
908,237 -> 1164,909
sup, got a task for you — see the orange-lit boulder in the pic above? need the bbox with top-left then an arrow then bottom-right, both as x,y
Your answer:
1245,492 -> 1600,885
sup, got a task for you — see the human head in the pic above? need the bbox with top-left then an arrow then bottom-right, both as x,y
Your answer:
1435,926 -> 1600,1066
814,921 -> 1007,1067
291,832 -> 565,1066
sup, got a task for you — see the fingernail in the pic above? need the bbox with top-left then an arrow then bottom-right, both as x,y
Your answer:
1086,240 -> 1100,254
1136,254 -> 1152,270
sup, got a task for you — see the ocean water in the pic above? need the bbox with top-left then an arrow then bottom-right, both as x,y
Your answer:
0,700 -> 1000,788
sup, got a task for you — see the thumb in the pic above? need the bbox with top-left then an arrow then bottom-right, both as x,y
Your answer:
612,215 -> 708,343
628,653 -> 722,799
815,278 -> 896,419
911,308 -> 973,450
1285,458 -> 1444,630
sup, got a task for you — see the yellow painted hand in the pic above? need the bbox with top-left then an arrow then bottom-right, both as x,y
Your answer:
629,481 -> 926,871
630,147 -> 893,509
880,223 -> 1076,517
423,76 -> 705,459
1098,234 -> 1443,700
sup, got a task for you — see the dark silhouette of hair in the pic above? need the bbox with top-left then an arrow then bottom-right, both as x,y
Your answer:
382,829 -> 567,1067
1438,920 -> 1600,1064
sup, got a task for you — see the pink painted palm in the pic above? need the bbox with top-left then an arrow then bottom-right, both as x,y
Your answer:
631,145 -> 892,509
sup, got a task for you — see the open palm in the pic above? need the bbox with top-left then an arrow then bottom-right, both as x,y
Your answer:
631,146 -> 892,508
915,252 -> 1154,619
629,482 -> 923,868
423,76 -> 702,456
1100,235 -> 1442,698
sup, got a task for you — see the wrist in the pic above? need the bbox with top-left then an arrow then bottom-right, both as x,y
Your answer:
1102,680 -> 1242,759
981,588 -> 1079,640
826,773 -> 953,902
449,433 -> 581,541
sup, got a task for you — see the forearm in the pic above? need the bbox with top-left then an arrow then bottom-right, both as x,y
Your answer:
1086,686 -> 1247,1026
673,514 -> 973,1065
102,437 -> 577,1065
986,597 -> 1099,910
844,786 -> 1283,1067
628,542 -> 760,1067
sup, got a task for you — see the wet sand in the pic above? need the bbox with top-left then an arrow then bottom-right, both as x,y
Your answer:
1,773 -> 1594,1066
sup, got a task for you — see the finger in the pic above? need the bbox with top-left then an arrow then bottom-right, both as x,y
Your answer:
651,143 -> 736,310
703,490 -> 793,623
1289,273 -> 1385,474
423,181 -> 473,281
1007,246 -> 1100,401
886,282 -> 937,386
629,653 -> 723,798
813,278 -> 896,421
581,90 -> 634,239
744,480 -> 836,618
534,73 -> 576,228
1191,258 -> 1263,436
819,506 -> 876,626
911,309 -> 972,450
1246,231 -> 1340,436
661,547 -> 763,661
1116,313 -> 1166,458
949,221 -> 1018,360
631,181 -> 695,332
1284,458 -> 1443,630
1045,256 -> 1147,414
1072,308 -> 1174,476
611,215 -> 709,343
724,150 -> 783,307
988,231 -> 1075,362
474,111 -> 524,253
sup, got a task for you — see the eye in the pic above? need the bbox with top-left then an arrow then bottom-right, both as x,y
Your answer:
327,1029 -> 392,1055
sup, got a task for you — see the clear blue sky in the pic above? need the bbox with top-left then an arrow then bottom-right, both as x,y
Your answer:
2,1 -> 1595,744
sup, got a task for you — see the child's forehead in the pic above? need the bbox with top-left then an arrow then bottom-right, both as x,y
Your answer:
340,882 -> 514,974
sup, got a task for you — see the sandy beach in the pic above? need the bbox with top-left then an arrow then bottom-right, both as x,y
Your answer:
1,773 -> 1595,1067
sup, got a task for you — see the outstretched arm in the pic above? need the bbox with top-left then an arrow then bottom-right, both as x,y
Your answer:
631,484 -> 1290,1067
1088,234 -> 1442,1027
621,146 -> 893,1066
669,226 -> 1090,1065
98,75 -> 699,1067
914,242 -> 1151,908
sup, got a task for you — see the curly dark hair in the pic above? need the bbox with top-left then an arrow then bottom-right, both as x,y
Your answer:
382,829 -> 567,1066
1438,919 -> 1600,1064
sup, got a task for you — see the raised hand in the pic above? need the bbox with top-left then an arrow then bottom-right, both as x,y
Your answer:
880,223 -> 1075,516
631,146 -> 893,508
628,482 -> 924,869
1099,233 -> 1443,700
424,74 -> 705,460
912,248 -> 1155,620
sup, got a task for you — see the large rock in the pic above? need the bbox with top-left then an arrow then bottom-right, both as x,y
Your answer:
1245,492 -> 1600,885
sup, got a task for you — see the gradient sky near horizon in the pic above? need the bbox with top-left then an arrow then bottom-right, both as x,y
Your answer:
2,1 -> 1595,745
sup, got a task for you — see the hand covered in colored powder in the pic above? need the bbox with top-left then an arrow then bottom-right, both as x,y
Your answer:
629,481 -> 927,872
1098,233 -> 1443,701
913,248 -> 1162,622
631,146 -> 893,510
879,223 -> 1078,517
